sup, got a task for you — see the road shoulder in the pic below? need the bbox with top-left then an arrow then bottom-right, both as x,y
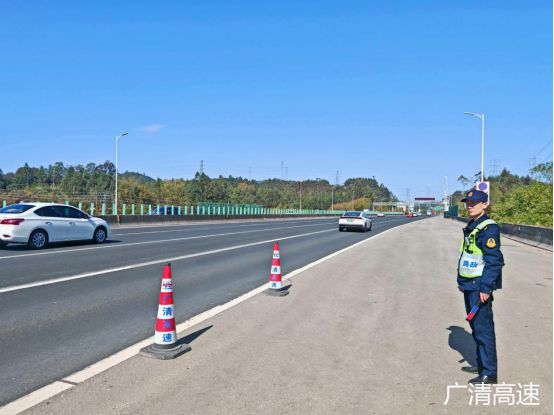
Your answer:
18,217 -> 553,415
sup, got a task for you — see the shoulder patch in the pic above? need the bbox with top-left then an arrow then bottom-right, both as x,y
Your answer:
486,237 -> 497,248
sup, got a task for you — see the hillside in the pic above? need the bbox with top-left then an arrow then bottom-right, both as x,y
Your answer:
0,162 -> 397,210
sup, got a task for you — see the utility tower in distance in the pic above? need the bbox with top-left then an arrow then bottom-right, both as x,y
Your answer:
489,159 -> 501,176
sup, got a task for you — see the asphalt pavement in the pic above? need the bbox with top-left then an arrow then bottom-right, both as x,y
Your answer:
10,216 -> 551,415
0,215 -> 423,407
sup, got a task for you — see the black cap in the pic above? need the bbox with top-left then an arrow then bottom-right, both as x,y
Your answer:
461,190 -> 488,203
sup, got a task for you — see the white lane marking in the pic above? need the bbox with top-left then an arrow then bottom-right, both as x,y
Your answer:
113,219 -> 337,236
0,222 -> 413,415
112,216 -> 400,236
2,217 -> 416,413
0,218 -> 404,292
0,222 -> 335,260
111,217 -> 335,231
0,228 -> 335,294
0,381 -> 72,415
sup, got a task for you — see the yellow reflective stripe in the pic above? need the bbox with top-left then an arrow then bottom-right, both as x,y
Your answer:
475,219 -> 496,231
460,219 -> 496,255
459,219 -> 496,277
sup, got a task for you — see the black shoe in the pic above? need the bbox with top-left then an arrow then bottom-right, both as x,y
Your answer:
461,366 -> 480,374
469,375 -> 497,384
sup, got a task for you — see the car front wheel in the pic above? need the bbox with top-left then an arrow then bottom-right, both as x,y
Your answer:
93,227 -> 108,244
28,229 -> 48,249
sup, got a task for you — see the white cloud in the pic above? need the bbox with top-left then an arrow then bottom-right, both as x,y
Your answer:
139,124 -> 166,134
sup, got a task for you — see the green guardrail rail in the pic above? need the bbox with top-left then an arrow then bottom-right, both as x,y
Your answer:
0,200 -> 345,217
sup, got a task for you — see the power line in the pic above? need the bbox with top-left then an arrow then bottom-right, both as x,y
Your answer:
535,139 -> 553,158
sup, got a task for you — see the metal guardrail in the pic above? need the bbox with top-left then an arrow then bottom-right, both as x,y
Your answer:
1,200 -> 409,222
1,200 -> 344,218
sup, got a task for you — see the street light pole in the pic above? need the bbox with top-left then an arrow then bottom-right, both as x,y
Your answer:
299,180 -> 302,210
115,132 -> 128,217
464,112 -> 485,182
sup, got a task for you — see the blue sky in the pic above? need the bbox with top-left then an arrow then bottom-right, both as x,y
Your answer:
1,1 -> 551,200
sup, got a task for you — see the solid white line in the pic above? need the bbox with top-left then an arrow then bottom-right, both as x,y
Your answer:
113,219 -> 336,236
0,381 -> 73,415
59,220 -> 414,386
0,222 -> 335,260
114,216 -> 400,236
0,228 -> 335,294
110,216 -> 334,230
0,218 -> 416,414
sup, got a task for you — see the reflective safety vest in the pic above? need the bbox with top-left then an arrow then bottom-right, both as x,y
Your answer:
458,219 -> 497,278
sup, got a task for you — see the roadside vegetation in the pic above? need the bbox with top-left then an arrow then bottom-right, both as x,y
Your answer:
0,162 -> 397,210
453,162 -> 553,227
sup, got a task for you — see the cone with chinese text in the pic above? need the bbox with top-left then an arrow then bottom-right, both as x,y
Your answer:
140,263 -> 191,359
266,242 -> 289,296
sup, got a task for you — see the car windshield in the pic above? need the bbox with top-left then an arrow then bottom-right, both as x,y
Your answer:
343,211 -> 361,217
0,204 -> 35,214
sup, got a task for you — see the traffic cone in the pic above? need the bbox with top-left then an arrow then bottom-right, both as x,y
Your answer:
266,242 -> 289,296
140,263 -> 191,359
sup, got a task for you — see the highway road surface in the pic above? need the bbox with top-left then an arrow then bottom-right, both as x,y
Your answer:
0,215 -> 426,406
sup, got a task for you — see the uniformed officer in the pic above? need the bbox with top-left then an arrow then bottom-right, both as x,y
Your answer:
457,189 -> 504,384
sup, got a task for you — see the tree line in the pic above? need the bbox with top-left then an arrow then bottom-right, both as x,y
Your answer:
0,161 -> 397,210
454,162 -> 552,227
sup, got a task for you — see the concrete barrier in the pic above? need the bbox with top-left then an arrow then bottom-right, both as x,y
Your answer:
500,222 -> 553,247
448,216 -> 553,250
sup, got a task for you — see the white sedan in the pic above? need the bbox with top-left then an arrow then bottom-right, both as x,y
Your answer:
339,211 -> 372,232
0,203 -> 110,249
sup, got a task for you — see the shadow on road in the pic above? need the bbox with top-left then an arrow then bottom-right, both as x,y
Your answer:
178,325 -> 213,346
446,325 -> 477,367
0,239 -> 122,252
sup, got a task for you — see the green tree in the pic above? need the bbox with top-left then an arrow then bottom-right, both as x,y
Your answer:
457,175 -> 471,188
10,163 -> 35,188
491,183 -> 552,227
530,161 -> 553,183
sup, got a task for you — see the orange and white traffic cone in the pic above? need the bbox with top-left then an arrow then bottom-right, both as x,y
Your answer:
140,263 -> 191,359
266,241 -> 289,296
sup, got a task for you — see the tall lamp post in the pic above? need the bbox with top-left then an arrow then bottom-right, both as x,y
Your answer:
463,112 -> 485,182
115,132 -> 128,217
299,180 -> 303,210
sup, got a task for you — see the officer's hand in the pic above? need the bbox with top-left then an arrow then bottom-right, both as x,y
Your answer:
480,292 -> 490,303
